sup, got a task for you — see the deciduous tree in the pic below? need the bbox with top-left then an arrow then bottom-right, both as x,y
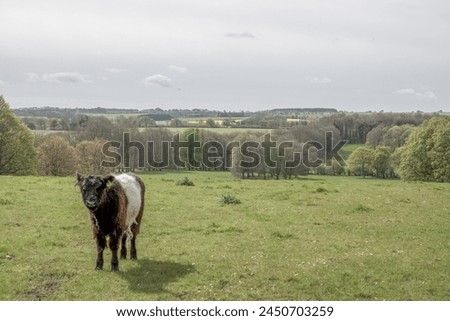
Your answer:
76,139 -> 109,174
347,146 -> 374,178
399,116 -> 450,182
37,135 -> 78,176
372,145 -> 391,178
0,96 -> 37,175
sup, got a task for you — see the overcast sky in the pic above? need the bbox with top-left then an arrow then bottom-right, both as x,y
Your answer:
0,0 -> 449,112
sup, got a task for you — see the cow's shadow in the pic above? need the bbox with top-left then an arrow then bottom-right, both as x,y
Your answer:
120,259 -> 195,294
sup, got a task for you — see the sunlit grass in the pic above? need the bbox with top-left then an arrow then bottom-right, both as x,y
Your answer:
0,172 -> 449,300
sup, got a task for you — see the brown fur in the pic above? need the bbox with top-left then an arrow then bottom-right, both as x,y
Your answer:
77,173 -> 145,271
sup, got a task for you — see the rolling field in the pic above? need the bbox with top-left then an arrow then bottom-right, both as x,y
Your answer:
166,127 -> 269,135
0,172 -> 449,300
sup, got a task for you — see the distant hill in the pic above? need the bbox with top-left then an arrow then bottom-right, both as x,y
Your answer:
12,106 -> 140,118
12,106 -> 338,119
268,107 -> 338,114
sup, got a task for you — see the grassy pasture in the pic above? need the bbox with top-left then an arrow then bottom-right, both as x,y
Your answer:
0,172 -> 449,300
166,127 -> 270,135
340,144 -> 364,161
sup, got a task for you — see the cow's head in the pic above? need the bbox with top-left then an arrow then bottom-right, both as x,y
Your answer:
76,173 -> 115,210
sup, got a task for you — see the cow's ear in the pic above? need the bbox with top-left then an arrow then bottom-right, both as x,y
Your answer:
103,174 -> 115,188
76,171 -> 83,186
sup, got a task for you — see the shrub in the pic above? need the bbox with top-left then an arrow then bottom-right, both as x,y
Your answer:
176,177 -> 194,186
352,204 -> 374,213
315,187 -> 328,193
219,194 -> 241,205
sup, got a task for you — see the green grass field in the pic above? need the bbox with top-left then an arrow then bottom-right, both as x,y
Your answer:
166,127 -> 270,135
0,172 -> 449,300
340,144 -> 364,160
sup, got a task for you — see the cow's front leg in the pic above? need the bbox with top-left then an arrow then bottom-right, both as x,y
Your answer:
95,234 -> 106,270
109,234 -> 121,271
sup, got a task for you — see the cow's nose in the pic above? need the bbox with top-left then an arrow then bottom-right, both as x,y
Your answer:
86,200 -> 97,208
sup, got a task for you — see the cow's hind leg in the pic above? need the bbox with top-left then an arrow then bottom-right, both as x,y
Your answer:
130,224 -> 139,260
120,234 -> 127,259
130,237 -> 137,260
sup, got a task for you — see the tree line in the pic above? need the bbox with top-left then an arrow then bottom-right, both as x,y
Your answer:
347,117 -> 449,182
1,96 -> 448,182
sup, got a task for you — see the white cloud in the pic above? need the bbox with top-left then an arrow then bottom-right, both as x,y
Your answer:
396,88 -> 416,95
142,74 -> 172,87
26,71 -> 92,83
395,88 -> 437,100
306,76 -> 332,84
106,68 -> 127,73
42,72 -> 91,84
0,80 -> 6,86
416,91 -> 437,100
168,65 -> 188,73
26,72 -> 41,82
225,32 -> 255,39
